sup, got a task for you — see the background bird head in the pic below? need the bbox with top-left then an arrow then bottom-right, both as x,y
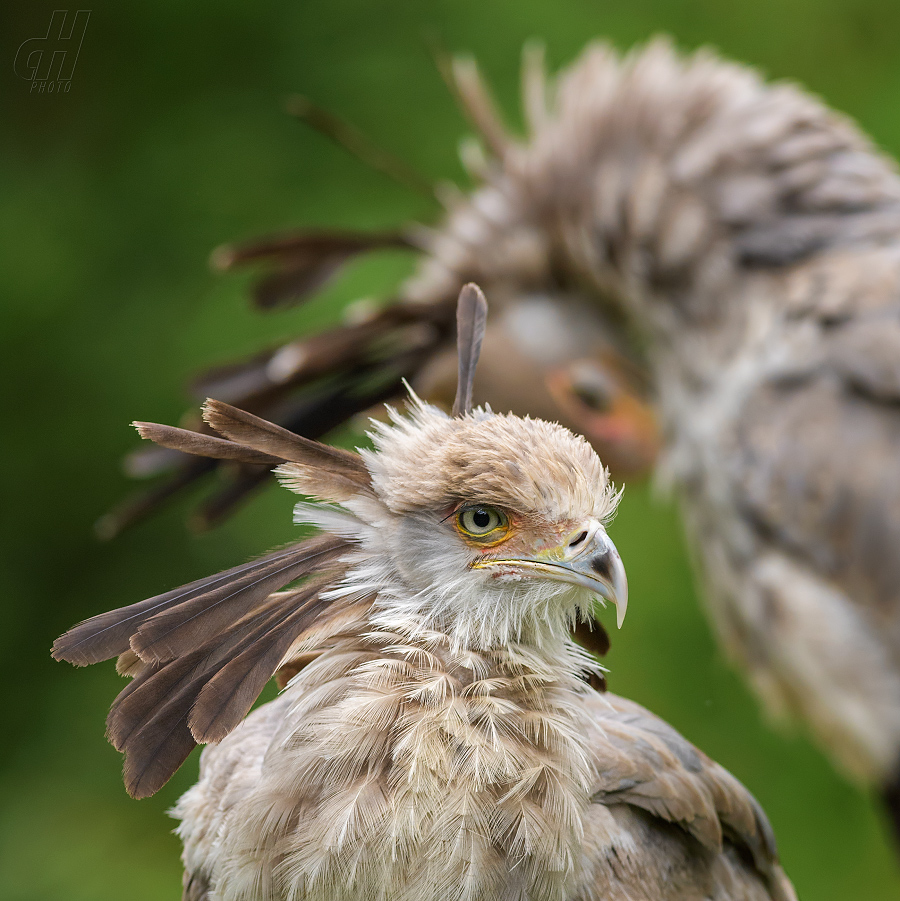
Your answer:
412,293 -> 660,478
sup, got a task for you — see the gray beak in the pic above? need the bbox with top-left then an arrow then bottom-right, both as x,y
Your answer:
546,526 -> 628,629
471,522 -> 629,628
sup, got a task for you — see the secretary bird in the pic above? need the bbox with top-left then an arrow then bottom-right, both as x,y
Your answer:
58,286 -> 794,900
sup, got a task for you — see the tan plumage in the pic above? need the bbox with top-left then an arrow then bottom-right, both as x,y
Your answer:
175,631 -> 791,901
56,287 -> 794,899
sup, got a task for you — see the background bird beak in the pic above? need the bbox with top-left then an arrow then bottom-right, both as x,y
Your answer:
472,527 -> 629,628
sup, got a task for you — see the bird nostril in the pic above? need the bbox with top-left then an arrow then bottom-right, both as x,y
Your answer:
591,550 -> 612,580
570,531 -> 588,548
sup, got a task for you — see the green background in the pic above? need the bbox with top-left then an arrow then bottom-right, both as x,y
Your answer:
3,1 -> 900,897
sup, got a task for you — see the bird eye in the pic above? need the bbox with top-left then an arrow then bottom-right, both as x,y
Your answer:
456,505 -> 509,541
570,365 -> 615,413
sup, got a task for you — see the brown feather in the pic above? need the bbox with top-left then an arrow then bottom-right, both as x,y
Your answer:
189,578 -> 332,743
109,583 -> 340,797
188,383 -> 393,528
108,648 -> 202,753
273,652 -> 319,689
182,871 -> 210,901
115,654 -> 204,798
123,720 -> 197,800
285,97 -> 436,200
124,443 -> 187,478
107,588 -> 302,749
53,574 -> 225,667
251,266 -> 346,312
190,301 -> 450,401
211,229 -> 408,271
95,457 -> 215,540
571,619 -> 611,658
133,421 -> 284,467
54,544 -> 298,666
52,536 -> 347,666
190,464 -> 272,532
194,328 -> 373,398
572,619 -> 611,691
451,283 -> 489,417
187,347 -> 280,404
211,230 -> 411,311
202,399 -> 371,489
103,301 -> 456,535
131,536 -> 349,663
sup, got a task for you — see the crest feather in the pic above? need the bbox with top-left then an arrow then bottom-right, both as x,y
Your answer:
452,283 -> 489,418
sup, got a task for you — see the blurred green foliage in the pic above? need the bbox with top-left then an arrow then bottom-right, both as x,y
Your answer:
3,0 -> 900,898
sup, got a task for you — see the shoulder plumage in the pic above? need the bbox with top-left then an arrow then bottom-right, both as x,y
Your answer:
582,691 -> 794,901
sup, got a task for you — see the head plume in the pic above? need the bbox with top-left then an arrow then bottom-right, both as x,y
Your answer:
452,282 -> 489,417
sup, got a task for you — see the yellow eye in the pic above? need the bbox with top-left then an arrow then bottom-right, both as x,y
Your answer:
456,505 -> 509,542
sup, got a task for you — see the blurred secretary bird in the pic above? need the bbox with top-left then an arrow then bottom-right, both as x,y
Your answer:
103,39 -> 900,831
58,286 -> 794,900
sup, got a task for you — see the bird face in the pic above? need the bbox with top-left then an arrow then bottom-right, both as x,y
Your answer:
460,507 -> 628,629
358,396 -> 628,645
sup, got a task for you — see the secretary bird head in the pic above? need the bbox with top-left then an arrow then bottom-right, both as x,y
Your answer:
332,291 -> 626,651
53,283 -> 626,798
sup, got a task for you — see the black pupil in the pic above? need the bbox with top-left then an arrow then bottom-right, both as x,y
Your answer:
472,509 -> 491,529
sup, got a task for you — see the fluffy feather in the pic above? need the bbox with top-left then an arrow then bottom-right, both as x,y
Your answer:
363,396 -> 619,521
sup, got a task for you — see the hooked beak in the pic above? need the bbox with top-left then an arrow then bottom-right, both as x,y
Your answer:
471,521 -> 629,628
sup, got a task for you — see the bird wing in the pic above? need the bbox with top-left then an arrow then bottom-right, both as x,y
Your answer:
581,691 -> 794,901
734,249 -> 900,632
717,248 -> 900,777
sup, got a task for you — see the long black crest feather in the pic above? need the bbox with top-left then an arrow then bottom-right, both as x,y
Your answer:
451,283 -> 489,417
